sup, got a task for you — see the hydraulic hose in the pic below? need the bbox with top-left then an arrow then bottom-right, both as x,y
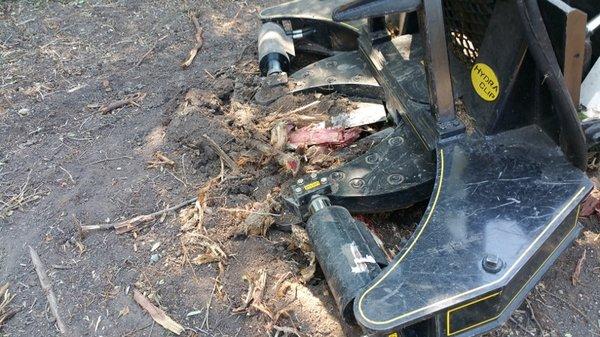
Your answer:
516,0 -> 587,170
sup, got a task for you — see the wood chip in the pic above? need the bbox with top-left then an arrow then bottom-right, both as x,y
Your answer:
133,290 -> 184,335
572,249 -> 587,286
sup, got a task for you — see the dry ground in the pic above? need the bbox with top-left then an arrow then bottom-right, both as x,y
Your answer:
0,1 -> 599,336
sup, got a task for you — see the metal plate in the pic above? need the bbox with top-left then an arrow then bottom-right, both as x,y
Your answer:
315,121 -> 435,214
259,0 -> 365,32
355,126 -> 592,333
290,51 -> 383,98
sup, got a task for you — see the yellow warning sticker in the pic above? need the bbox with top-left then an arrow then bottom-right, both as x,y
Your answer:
471,63 -> 500,102
304,181 -> 321,191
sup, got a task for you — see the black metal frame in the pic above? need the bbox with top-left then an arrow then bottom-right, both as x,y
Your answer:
257,0 -> 596,336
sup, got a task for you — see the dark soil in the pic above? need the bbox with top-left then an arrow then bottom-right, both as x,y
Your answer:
0,1 -> 599,337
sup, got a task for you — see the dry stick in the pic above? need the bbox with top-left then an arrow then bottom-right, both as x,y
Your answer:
201,280 -> 217,330
135,35 -> 168,67
525,299 -> 544,335
181,11 -> 204,68
85,155 -> 132,166
202,134 -> 240,174
542,289 -> 600,333
80,197 -> 197,234
133,290 -> 184,335
29,246 -> 69,335
98,92 -> 145,114
509,317 -> 536,336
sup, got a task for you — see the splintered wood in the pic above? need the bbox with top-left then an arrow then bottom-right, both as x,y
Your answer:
188,233 -> 228,266
234,269 -> 270,316
233,270 -> 303,336
0,283 -> 16,328
290,225 -> 316,283
147,152 -> 176,169
242,194 -> 279,236
181,11 -> 204,68
133,290 -> 185,335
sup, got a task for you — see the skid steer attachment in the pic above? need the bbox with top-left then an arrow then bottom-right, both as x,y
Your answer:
258,0 -> 600,336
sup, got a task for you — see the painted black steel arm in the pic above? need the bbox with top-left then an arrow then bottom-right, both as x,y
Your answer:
517,0 -> 588,170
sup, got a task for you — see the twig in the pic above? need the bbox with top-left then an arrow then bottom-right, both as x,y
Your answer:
201,280 -> 217,330
98,92 -> 146,114
85,155 -> 132,166
136,35 -> 168,67
541,289 -> 600,332
0,171 -> 44,218
59,166 -> 75,184
80,197 -> 197,234
525,299 -> 544,335
572,249 -> 587,286
509,317 -> 535,336
202,134 -> 240,174
29,246 -> 70,335
181,11 -> 204,68
133,290 -> 184,335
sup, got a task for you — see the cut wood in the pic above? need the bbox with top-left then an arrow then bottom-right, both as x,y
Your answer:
133,290 -> 184,335
181,11 -> 204,68
288,126 -> 361,149
80,197 -> 197,234
29,246 -> 69,335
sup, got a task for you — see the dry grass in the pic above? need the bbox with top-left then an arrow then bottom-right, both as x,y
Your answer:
0,171 -> 44,219
0,283 -> 15,328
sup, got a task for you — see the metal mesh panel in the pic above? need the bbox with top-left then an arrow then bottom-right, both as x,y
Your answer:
443,0 -> 496,64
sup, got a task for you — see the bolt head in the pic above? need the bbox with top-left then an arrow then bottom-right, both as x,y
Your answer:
482,254 -> 504,274
320,177 -> 327,183
294,187 -> 302,194
297,178 -> 304,185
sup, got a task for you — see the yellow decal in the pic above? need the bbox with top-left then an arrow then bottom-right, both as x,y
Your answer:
304,181 -> 321,191
471,63 -> 500,102
388,333 -> 399,337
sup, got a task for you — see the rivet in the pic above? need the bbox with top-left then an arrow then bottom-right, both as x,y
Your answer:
387,174 -> 405,185
365,153 -> 381,164
388,136 -> 405,147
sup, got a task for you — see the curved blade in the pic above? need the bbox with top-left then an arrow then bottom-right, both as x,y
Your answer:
332,0 -> 421,22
